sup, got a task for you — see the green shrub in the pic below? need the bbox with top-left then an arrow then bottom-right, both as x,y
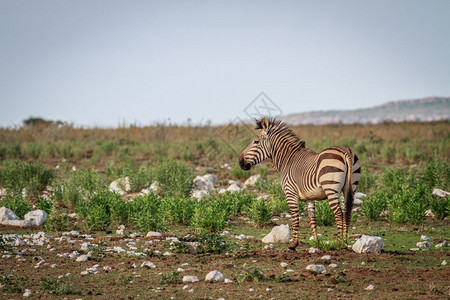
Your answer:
75,190 -> 122,232
40,277 -> 83,295
231,165 -> 251,180
218,191 -> 255,217
0,160 -> 55,198
161,197 -> 197,225
152,159 -> 194,198
43,209 -> 71,232
429,196 -> 449,220
0,194 -> 31,218
0,274 -> 26,294
191,197 -> 228,232
419,153 -> 449,191
315,200 -> 335,227
387,183 -> 429,225
35,197 -> 53,214
128,194 -> 165,232
237,267 -> 265,283
361,189 -> 388,220
246,198 -> 272,227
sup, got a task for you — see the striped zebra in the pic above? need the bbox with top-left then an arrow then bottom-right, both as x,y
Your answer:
239,117 -> 361,250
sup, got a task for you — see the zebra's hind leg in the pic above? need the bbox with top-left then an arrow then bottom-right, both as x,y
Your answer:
306,200 -> 318,241
325,192 -> 344,241
286,195 -> 300,250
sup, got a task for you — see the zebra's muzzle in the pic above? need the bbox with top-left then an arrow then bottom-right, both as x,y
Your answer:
239,156 -> 251,170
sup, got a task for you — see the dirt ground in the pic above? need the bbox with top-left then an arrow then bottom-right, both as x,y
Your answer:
1,225 -> 449,299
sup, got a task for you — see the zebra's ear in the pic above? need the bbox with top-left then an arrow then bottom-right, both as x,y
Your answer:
260,117 -> 269,130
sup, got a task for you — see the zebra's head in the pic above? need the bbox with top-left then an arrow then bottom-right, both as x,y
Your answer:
239,117 -> 272,170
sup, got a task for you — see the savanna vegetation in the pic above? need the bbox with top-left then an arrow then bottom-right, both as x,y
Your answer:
0,119 -> 449,299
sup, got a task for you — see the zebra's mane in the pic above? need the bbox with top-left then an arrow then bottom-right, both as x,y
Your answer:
255,117 -> 305,149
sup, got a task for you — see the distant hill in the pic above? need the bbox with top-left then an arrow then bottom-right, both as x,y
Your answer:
282,96 -> 450,125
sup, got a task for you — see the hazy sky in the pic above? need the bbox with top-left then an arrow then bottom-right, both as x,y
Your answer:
1,0 -> 449,127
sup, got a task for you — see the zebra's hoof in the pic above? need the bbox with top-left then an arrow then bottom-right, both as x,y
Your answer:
288,242 -> 298,251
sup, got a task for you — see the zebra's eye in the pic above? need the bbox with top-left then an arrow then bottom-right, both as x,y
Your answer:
254,140 -> 260,144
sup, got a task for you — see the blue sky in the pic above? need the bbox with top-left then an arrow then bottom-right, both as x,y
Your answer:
1,0 -> 449,127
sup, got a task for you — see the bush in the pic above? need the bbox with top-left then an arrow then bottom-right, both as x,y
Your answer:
152,159 -> 194,198
387,183 -> 429,225
246,198 -> 272,227
237,267 -> 265,283
361,188 -> 388,220
419,153 -> 449,191
218,191 -> 255,217
429,196 -> 449,220
128,194 -> 165,232
161,197 -> 197,225
0,160 -> 55,198
0,194 -> 31,218
75,190 -> 122,232
315,200 -> 335,227
231,165 -> 251,180
159,271 -> 180,285
43,209 -> 71,232
35,197 -> 53,214
191,197 -> 228,232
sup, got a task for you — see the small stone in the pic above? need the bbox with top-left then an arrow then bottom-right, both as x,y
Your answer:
329,264 -> 339,268
266,287 -> 272,291
182,285 -> 190,290
141,261 -> 156,269
262,224 -> 290,244
188,289 -> 194,293
410,248 -> 420,251
235,234 -> 248,240
352,235 -> 384,254
146,231 -> 163,238
308,247 -> 319,254
416,241 -> 431,248
80,242 -> 91,251
224,278 -> 233,283
321,255 -> 332,261
442,260 -> 448,266
76,255 -> 89,262
420,235 -> 430,241
163,251 -> 171,256
23,289 -> 33,297
182,275 -> 199,283
205,270 -> 225,282
365,284 -> 376,291
435,240 -> 448,248
280,262 -> 288,268
249,288 -> 254,292
305,264 -> 326,274
177,267 -> 185,272
285,269 -> 295,273
328,288 -> 334,292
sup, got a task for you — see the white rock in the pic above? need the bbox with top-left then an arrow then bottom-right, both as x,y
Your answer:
23,289 -> 33,297
353,199 -> 363,206
280,262 -> 289,268
365,284 -> 376,291
227,183 -> 242,193
262,224 -> 290,244
420,235 -> 430,241
76,255 -> 89,262
266,287 -> 272,291
355,192 -> 367,199
410,248 -> 420,251
432,188 -> 450,198
149,181 -> 159,194
141,261 -> 156,269
425,209 -> 434,217
191,190 -> 209,200
329,264 -> 339,268
416,241 -> 431,248
182,275 -> 199,283
24,210 -> 47,226
116,229 -> 124,235
109,177 -> 131,195
203,174 -> 219,184
286,269 -> 295,273
146,231 -> 163,238
442,260 -> 448,266
308,247 -> 319,254
235,234 -> 248,240
249,288 -> 254,292
321,255 -> 332,261
244,175 -> 261,187
435,240 -> 448,248
177,267 -> 185,272
0,207 -> 20,222
185,242 -> 200,254
224,278 -> 233,283
68,251 -> 80,259
194,175 -> 215,191
352,235 -> 384,254
305,264 -> 326,274
80,242 -> 91,251
205,270 -> 225,281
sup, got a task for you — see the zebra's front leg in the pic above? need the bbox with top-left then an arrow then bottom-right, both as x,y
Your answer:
306,200 -> 318,240
286,195 -> 300,250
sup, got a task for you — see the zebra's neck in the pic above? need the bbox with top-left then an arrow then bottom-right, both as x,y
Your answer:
270,137 -> 303,173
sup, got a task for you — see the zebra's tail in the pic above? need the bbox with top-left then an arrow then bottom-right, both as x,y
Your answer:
343,149 -> 354,236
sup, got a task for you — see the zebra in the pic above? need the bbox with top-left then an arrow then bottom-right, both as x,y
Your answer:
239,117 -> 361,250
